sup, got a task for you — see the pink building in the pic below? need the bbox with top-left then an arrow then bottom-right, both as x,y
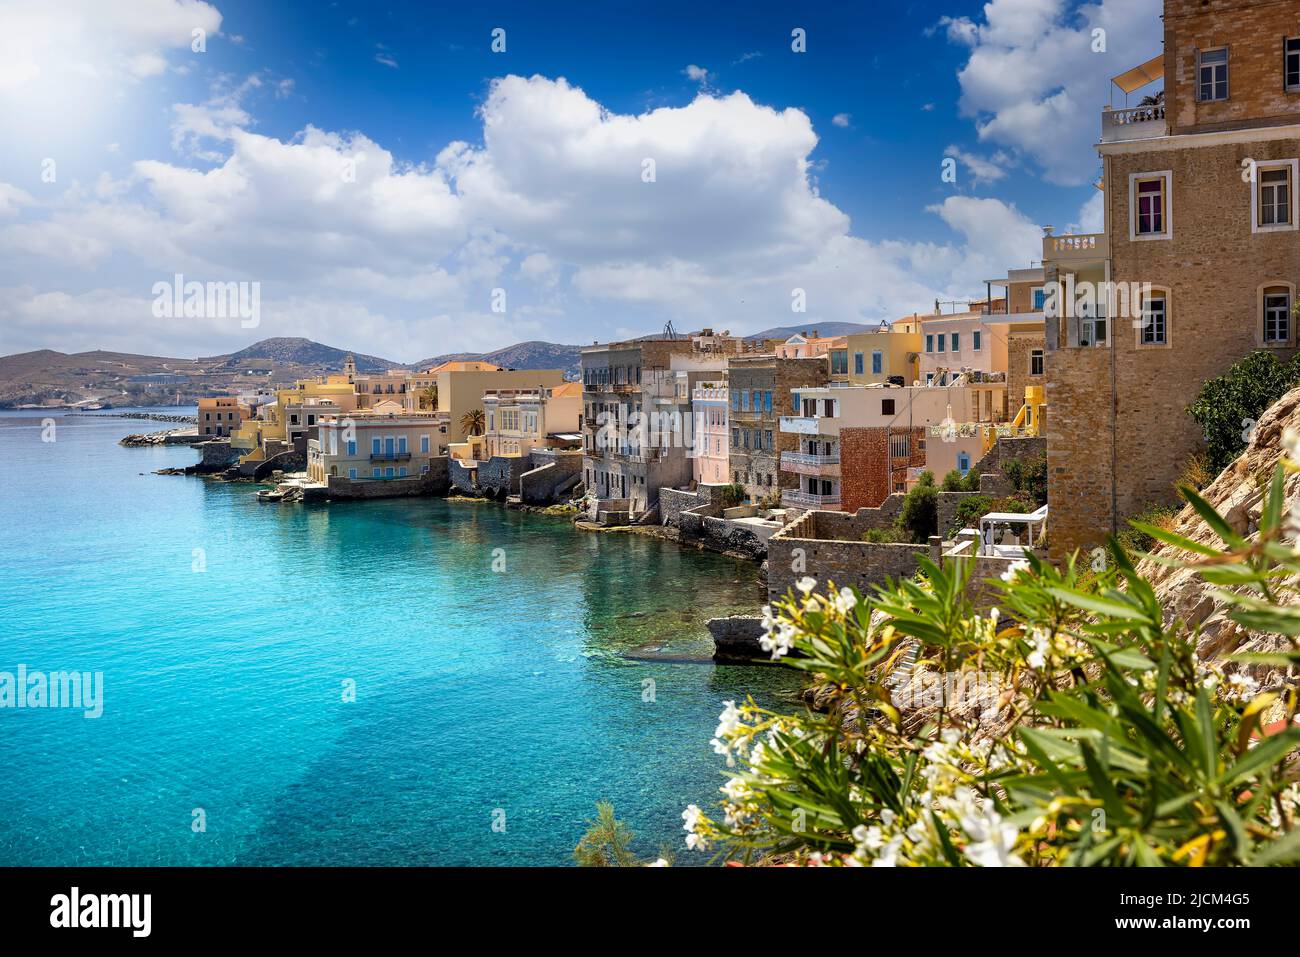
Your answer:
691,380 -> 729,486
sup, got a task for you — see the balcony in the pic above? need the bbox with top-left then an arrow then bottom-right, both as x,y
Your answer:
1101,103 -> 1166,144
692,387 -> 728,402
779,415 -> 834,435
782,489 -> 842,509
780,451 -> 841,477
370,450 -> 412,462
1042,232 -> 1109,265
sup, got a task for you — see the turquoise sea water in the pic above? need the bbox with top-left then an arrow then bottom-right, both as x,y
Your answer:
0,410 -> 797,865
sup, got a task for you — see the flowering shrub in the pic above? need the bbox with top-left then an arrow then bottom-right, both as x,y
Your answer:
684,468 -> 1300,866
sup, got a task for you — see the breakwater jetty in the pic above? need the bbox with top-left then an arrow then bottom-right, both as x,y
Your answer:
71,411 -> 197,424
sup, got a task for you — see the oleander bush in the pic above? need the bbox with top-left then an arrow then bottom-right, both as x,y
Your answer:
683,467 -> 1300,866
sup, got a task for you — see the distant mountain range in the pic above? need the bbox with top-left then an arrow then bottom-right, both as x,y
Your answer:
414,340 -> 581,376
0,324 -> 900,409
203,337 -> 398,373
745,321 -> 883,341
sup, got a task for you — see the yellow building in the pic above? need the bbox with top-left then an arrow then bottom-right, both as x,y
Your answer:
230,373 -> 358,464
842,324 -> 924,385
417,361 -> 567,455
307,411 -> 443,484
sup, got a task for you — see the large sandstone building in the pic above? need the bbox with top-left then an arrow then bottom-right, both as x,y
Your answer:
1045,0 -> 1300,558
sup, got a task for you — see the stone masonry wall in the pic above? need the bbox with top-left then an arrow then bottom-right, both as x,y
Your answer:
1006,331 -> 1046,412
768,513 -> 927,604
840,427 -> 926,510
1165,0 -> 1300,136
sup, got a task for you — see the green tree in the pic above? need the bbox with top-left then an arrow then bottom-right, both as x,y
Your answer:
1189,350 -> 1300,473
419,384 -> 438,411
898,471 -> 938,543
573,801 -> 672,867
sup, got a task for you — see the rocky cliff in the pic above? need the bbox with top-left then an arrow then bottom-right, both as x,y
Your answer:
1137,386 -> 1300,684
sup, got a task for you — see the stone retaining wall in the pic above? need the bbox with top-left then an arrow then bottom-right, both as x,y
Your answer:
768,510 -> 930,604
520,450 -> 583,505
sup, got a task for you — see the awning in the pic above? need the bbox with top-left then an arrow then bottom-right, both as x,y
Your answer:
1111,54 -> 1164,94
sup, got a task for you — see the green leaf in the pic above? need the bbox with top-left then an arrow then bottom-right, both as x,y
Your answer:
1221,728 -> 1300,785
1252,826 -> 1300,865
1181,485 -> 1244,548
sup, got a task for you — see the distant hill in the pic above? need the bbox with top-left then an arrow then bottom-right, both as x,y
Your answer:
414,340 -> 581,376
205,337 -> 398,373
745,321 -> 883,341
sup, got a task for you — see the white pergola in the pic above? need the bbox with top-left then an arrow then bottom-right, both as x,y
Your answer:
979,505 -> 1048,558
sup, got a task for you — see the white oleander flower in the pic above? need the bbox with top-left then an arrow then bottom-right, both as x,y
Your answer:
1026,627 -> 1051,671
872,836 -> 903,867
961,806 -> 1025,867
796,576 -> 817,596
831,587 -> 858,615
682,804 -> 710,851
1000,560 -> 1030,583
760,621 -> 798,660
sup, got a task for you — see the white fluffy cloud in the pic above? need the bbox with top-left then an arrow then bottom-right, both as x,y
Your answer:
0,72 -> 1046,359
0,0 -> 222,94
939,0 -> 1162,185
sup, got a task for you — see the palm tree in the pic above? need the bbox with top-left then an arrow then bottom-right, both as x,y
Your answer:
419,384 -> 437,411
459,408 -> 486,436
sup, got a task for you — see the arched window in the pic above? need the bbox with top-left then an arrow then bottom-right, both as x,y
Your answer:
1260,283 -> 1295,347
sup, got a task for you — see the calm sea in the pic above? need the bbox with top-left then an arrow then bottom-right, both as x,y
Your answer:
0,410 -> 796,865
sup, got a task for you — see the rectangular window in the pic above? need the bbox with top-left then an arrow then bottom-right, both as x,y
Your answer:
882,398 -> 896,416
371,437 -> 381,454
751,390 -> 761,411
398,436 -> 408,453
871,351 -> 883,375
348,468 -> 357,479
1136,177 -> 1166,235
1141,298 -> 1167,345
973,331 -> 982,351
731,427 -> 739,448
1081,318 -> 1108,348
936,335 -> 945,353
830,351 -> 848,376
925,334 -> 934,353
763,390 -> 772,413
347,439 -> 357,456
1032,287 -> 1046,310
372,467 -> 381,478
1030,350 -> 1045,376
420,435 -> 430,453
889,434 -> 909,459
1260,166 -> 1292,227
1288,38 -> 1300,91
1265,291 -> 1291,343
1198,47 -> 1228,102
764,429 -> 773,450
951,333 -> 959,352
854,352 -> 864,375
730,390 -> 740,411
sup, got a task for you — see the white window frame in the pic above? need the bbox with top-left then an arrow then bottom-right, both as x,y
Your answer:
1136,288 -> 1172,349
1129,170 -> 1173,242
1029,349 -> 1044,376
1197,46 -> 1229,102
1287,37 -> 1300,92
1259,282 -> 1296,347
1251,159 -> 1299,234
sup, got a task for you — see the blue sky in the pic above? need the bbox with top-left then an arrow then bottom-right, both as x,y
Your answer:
0,0 -> 1164,362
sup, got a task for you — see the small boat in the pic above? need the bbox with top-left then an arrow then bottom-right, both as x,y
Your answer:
256,488 -> 286,502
